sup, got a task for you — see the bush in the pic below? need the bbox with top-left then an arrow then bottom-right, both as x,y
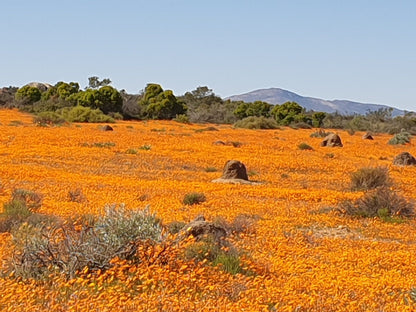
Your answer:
183,235 -> 244,275
388,131 -> 412,145
8,204 -> 163,279
310,129 -> 333,138
298,142 -> 313,150
338,187 -> 414,220
60,106 -> 115,123
233,116 -> 279,129
350,166 -> 390,191
183,192 -> 206,205
0,189 -> 43,233
174,114 -> 190,124
33,111 -> 66,126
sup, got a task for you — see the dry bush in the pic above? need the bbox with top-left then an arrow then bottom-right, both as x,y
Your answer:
350,166 -> 391,191
339,187 -> 414,220
8,204 -> 163,279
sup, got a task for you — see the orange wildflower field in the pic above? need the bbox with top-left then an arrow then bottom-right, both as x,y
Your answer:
0,109 -> 416,311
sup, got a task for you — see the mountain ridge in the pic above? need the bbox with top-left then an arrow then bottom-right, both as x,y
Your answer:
226,88 -> 407,116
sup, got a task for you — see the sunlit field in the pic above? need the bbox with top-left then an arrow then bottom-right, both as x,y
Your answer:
1,109 -> 416,311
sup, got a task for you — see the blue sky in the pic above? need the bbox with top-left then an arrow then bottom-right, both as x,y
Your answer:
1,1 -> 415,111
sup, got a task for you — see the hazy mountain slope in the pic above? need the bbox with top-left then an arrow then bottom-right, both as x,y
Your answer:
226,88 -> 405,116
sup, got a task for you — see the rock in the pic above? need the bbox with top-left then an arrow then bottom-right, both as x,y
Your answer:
25,82 -> 53,92
101,125 -> 113,131
393,152 -> 416,166
321,133 -> 343,147
181,216 -> 227,244
362,132 -> 374,140
221,160 -> 248,180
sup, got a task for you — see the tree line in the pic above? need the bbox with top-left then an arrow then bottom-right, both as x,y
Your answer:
0,77 -> 415,134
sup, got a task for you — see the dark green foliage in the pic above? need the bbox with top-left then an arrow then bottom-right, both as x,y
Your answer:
72,86 -> 123,115
15,85 -> 42,105
234,101 -> 273,119
298,142 -> 313,150
271,101 -> 305,125
312,112 -> 327,128
183,192 -> 207,205
339,187 -> 414,220
388,131 -> 412,145
233,116 -> 279,129
8,204 -> 163,279
350,167 -> 390,191
88,76 -> 111,89
139,84 -> 187,120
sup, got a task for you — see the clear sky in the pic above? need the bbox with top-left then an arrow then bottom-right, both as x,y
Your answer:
1,0 -> 415,111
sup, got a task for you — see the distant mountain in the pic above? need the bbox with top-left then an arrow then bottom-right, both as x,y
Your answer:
226,88 -> 406,116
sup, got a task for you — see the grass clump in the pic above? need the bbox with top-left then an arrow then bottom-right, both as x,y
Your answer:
350,166 -> 390,191
388,131 -> 412,145
338,187 -> 414,221
233,116 -> 279,129
183,192 -> 206,205
298,142 -> 314,150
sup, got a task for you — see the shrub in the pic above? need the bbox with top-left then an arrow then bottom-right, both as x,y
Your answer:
388,131 -> 412,145
0,189 -> 43,233
60,106 -> 115,123
338,187 -> 414,220
290,122 -> 312,129
184,235 -> 245,275
350,166 -> 390,191
167,220 -> 187,234
298,142 -> 314,150
68,188 -> 86,203
183,192 -> 206,205
139,144 -> 151,150
204,167 -> 217,172
33,111 -> 66,126
126,148 -> 138,154
8,204 -> 163,279
233,116 -> 279,129
174,114 -> 190,124
310,129 -> 332,138
195,126 -> 219,133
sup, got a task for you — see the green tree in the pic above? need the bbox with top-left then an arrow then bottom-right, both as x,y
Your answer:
271,101 -> 304,125
15,86 -> 42,105
88,76 -> 112,89
312,112 -> 327,128
139,84 -> 186,119
72,86 -> 122,114
234,101 -> 272,119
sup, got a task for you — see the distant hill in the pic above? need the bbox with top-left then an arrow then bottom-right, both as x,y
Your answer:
226,88 -> 406,116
